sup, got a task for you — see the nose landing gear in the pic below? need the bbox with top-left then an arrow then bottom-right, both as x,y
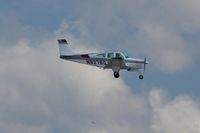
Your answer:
139,75 -> 144,80
114,72 -> 120,78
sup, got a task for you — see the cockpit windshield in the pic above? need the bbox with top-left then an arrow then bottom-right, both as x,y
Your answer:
115,53 -> 124,58
121,52 -> 129,58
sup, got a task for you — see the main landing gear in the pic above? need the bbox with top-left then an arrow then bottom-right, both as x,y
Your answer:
139,75 -> 144,80
114,72 -> 120,78
113,72 -> 144,80
114,72 -> 144,80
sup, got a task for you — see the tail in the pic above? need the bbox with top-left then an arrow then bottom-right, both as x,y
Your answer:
57,39 -> 74,57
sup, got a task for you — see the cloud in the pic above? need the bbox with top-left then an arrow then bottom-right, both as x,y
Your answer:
0,12 -> 51,47
1,1 -> 200,132
132,24 -> 192,73
65,0 -> 199,73
0,123 -> 48,133
0,21 -> 149,132
1,19 -> 200,133
2,0 -> 199,72
159,0 -> 200,32
150,89 -> 200,133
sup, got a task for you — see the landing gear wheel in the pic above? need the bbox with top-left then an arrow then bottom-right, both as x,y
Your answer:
139,75 -> 144,80
114,72 -> 120,78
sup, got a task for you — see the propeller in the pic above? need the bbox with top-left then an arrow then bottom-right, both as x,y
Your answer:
144,58 -> 148,72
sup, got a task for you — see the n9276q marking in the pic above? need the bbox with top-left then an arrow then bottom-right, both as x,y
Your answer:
86,59 -> 106,65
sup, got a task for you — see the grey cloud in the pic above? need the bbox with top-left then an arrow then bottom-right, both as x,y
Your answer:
1,22 -> 200,133
159,0 -> 200,32
2,0 -> 198,72
0,13 -> 51,47
131,24 -> 192,73
0,31 -> 149,132
1,2 -> 200,132
0,122 -> 48,133
150,89 -> 200,133
63,0 -> 199,73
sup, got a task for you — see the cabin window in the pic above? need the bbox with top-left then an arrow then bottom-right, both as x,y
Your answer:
107,53 -> 114,58
96,53 -> 106,58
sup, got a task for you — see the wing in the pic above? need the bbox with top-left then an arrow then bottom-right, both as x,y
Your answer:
103,58 -> 127,69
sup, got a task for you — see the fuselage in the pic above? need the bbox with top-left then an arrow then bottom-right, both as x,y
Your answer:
57,39 -> 149,79
60,52 -> 147,71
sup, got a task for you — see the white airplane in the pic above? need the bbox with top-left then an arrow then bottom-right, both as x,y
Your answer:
57,39 -> 149,79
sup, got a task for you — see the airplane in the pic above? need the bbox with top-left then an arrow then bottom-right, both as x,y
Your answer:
57,39 -> 149,79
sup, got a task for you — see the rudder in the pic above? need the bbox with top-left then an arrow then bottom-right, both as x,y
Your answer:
57,39 -> 74,57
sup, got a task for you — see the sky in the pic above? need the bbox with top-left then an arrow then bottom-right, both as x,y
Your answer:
0,0 -> 200,133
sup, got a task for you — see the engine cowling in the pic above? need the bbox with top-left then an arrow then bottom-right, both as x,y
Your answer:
127,64 -> 142,71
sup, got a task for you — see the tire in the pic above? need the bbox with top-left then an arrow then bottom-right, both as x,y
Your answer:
114,72 -> 120,78
139,75 -> 144,80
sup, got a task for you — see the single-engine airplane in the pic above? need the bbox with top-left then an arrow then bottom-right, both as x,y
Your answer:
57,39 -> 149,79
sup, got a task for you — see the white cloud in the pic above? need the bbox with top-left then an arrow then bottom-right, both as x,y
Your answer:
1,26 -> 200,133
1,2 -> 200,132
150,89 -> 200,133
67,0 -> 199,73
133,24 -> 192,73
0,22 -> 148,132
159,0 -> 200,32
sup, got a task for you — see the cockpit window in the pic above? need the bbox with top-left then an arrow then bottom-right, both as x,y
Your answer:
122,52 -> 129,58
96,53 -> 106,58
107,53 -> 114,58
116,53 -> 124,59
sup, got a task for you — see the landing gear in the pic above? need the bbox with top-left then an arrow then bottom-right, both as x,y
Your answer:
139,75 -> 144,80
114,72 -> 120,78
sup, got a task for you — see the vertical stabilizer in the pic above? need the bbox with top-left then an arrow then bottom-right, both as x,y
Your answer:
58,39 -> 74,57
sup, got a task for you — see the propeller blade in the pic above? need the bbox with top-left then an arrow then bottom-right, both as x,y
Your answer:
144,58 -> 147,72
